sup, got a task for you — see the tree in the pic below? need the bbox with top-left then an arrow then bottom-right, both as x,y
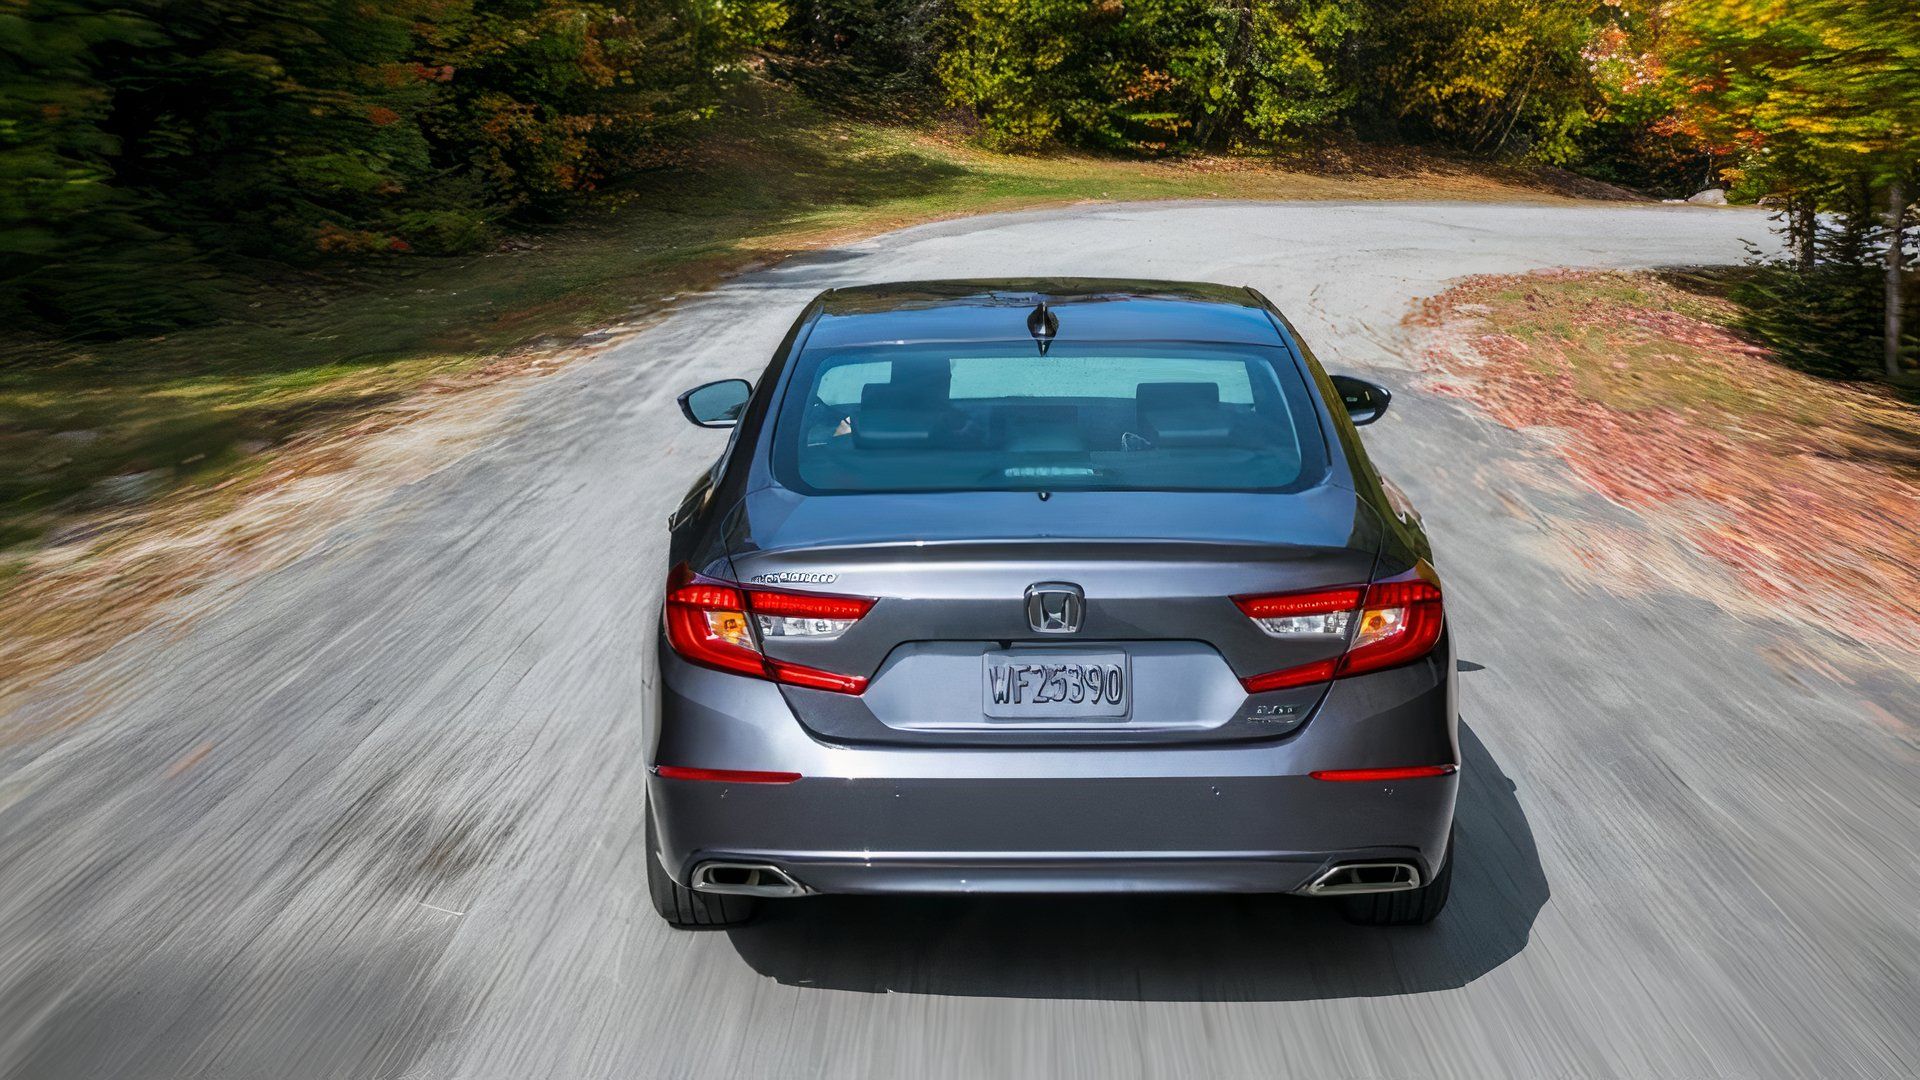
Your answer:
1578,2 -> 1723,198
778,0 -> 946,113
1,2 -> 202,331
1351,0 -> 1596,163
937,0 -> 1356,153
937,0 -> 1187,152
439,0 -> 783,216
0,0 -> 786,336
1181,0 -> 1357,148
1666,0 -> 1919,377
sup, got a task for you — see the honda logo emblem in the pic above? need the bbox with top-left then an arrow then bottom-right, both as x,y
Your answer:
1025,582 -> 1084,634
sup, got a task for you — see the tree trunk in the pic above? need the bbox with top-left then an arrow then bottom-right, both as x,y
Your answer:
1795,199 -> 1817,272
1197,0 -> 1255,152
1888,178 -> 1909,378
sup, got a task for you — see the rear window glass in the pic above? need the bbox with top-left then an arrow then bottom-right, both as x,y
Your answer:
771,341 -> 1327,494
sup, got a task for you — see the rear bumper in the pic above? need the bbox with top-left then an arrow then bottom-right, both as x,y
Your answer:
694,852 -> 1440,896
652,776 -> 1455,896
646,638 -> 1458,896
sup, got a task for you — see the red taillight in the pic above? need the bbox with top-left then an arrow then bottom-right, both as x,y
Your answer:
665,568 -> 762,678
1237,565 -> 1445,692
1310,765 -> 1456,782
663,564 -> 872,694
654,765 -> 803,784
1234,587 -> 1364,621
748,590 -> 873,622
1338,574 -> 1445,679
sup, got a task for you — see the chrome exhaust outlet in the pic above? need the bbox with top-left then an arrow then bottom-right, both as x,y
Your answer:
691,862 -> 809,898
1306,862 -> 1422,896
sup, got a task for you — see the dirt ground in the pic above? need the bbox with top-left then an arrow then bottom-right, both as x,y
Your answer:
1410,269 -> 1920,664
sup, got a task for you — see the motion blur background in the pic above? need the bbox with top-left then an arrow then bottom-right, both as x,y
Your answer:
1,2 -> 1917,1077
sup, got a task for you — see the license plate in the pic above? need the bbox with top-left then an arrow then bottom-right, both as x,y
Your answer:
982,651 -> 1130,719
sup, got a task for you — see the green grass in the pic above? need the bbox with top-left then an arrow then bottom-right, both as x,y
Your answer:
0,86 -> 1594,557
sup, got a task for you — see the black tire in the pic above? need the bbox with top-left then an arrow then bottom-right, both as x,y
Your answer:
1340,828 -> 1454,926
646,809 -> 757,929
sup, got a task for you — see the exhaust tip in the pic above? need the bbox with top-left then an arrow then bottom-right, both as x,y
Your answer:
691,861 -> 809,897
1306,861 -> 1422,896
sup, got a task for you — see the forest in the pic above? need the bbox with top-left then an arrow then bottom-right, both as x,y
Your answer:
2,0 -> 1916,376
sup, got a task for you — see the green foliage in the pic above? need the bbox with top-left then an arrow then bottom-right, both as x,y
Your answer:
938,0 -> 1177,152
1732,181 -> 1916,380
938,0 -> 1355,153
0,3 -> 151,258
1734,266 -> 1905,381
1350,0 -> 1595,162
1667,0 -> 1920,183
1660,0 -> 1920,202
777,0 -> 945,113
393,207 -> 495,256
0,1 -> 207,333
1180,0 -> 1357,146
936,0 -> 1606,159
441,0 -> 783,214
1,0 -> 783,335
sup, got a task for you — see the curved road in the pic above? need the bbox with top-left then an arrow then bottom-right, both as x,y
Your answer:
4,202 -> 1917,1079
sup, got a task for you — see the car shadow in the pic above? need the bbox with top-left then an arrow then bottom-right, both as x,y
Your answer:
725,722 -> 1547,1001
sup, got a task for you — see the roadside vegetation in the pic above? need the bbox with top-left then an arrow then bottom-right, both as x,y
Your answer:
1659,0 -> 1919,382
1413,270 -> 1920,658
1,0 -> 1915,684
8,0 -> 1911,340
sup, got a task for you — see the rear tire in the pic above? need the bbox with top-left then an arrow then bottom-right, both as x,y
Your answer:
1340,828 -> 1453,926
646,808 -> 757,929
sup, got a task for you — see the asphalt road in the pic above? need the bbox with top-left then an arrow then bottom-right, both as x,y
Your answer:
4,201 -> 1917,1079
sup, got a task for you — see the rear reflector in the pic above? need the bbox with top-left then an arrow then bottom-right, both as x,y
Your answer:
765,658 -> 867,694
654,766 -> 803,784
1240,657 -> 1338,694
1310,765 -> 1456,782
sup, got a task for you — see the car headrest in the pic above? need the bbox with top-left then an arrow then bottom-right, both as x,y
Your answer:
1136,381 -> 1231,447
886,357 -> 952,399
1138,382 -> 1219,412
855,382 -> 941,448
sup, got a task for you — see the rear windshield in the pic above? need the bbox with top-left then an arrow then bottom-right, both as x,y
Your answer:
769,341 -> 1328,494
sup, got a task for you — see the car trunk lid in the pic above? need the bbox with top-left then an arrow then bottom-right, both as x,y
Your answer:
724,486 -> 1382,746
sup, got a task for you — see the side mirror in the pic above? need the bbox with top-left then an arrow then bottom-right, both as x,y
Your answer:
678,379 -> 752,428
1330,375 -> 1392,426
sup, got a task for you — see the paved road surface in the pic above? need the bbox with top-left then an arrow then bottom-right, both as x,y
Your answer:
4,202 -> 1916,1079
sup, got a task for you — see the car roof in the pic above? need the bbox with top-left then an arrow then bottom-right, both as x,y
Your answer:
804,278 -> 1286,350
